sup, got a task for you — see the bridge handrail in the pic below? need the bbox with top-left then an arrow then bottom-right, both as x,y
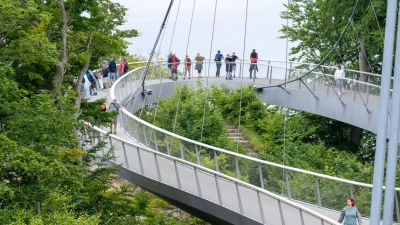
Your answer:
87,123 -> 340,225
112,62 -> 396,191
127,59 -> 382,78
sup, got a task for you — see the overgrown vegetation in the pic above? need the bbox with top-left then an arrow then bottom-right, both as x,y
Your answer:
0,0 -> 206,224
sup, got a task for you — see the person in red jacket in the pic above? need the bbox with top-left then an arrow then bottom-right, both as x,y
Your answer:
171,52 -> 180,81
249,49 -> 258,78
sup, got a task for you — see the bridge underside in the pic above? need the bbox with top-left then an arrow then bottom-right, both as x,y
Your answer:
125,79 -> 380,136
100,157 -> 262,225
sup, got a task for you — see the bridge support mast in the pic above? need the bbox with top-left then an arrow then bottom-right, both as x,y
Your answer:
370,0 -> 398,224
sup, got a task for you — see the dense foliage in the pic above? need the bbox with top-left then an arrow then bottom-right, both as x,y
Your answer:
0,0 -> 205,224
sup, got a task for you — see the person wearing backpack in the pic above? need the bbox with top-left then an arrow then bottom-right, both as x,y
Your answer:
249,49 -> 258,78
183,55 -> 192,79
118,57 -> 125,77
123,58 -> 129,74
214,50 -> 224,77
167,52 -> 173,79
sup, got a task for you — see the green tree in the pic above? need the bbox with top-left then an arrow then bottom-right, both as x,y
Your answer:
280,0 -> 385,147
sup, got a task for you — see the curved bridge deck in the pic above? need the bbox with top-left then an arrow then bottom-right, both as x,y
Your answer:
85,60 -> 399,224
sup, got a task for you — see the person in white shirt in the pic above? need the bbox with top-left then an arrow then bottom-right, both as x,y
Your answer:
334,65 -> 344,95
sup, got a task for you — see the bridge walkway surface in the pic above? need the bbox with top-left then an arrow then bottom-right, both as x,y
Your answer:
84,61 -> 399,225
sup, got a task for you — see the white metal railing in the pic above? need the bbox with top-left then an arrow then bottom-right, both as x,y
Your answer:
82,123 -> 340,225
111,60 -> 399,221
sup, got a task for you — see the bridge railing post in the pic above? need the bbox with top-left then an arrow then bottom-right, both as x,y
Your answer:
214,174 -> 223,205
154,153 -> 162,182
285,170 -> 292,199
173,160 -> 181,189
122,142 -> 129,168
143,124 -> 148,146
316,176 -> 322,207
396,190 -> 400,223
195,145 -> 200,165
153,130 -> 159,152
214,150 -> 219,172
259,163 -> 265,189
194,167 -> 202,197
235,182 -> 244,214
257,191 -> 265,224
137,147 -> 144,175
235,157 -> 240,180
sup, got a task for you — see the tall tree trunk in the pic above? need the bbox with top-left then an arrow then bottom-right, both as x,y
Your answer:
349,39 -> 369,147
73,32 -> 93,149
53,0 -> 68,96
350,126 -> 364,147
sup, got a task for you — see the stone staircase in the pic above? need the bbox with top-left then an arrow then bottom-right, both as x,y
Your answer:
226,124 -> 258,157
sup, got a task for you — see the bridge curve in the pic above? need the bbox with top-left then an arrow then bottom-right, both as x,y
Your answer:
89,60 -> 399,224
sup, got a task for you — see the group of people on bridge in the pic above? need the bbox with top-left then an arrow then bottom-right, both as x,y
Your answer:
167,49 -> 259,81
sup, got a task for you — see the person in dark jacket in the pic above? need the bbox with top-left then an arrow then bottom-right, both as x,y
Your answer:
225,54 -> 233,80
109,57 -> 117,84
214,50 -> 224,77
249,49 -> 258,78
167,52 -> 173,79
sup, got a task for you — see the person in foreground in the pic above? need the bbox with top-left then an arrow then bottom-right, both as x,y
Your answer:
338,197 -> 362,225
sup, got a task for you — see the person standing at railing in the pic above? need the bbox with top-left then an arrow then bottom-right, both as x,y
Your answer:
107,97 -> 123,134
100,62 -> 110,92
109,57 -> 117,85
249,49 -> 258,78
167,52 -> 173,79
214,50 -> 224,77
195,52 -> 204,78
183,55 -> 192,79
231,52 -> 239,77
334,64 -> 344,95
338,197 -> 362,225
171,52 -> 180,81
225,54 -> 233,80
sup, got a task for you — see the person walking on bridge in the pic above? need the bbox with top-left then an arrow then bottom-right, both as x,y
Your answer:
214,50 -> 224,77
249,49 -> 258,78
338,198 -> 362,225
334,64 -> 344,95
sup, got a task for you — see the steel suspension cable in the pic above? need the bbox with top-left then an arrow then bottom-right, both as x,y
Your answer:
200,0 -> 218,143
369,0 -> 384,41
281,0 -> 291,196
168,0 -> 182,54
235,0 -> 249,157
172,0 -> 197,133
137,2 -> 176,119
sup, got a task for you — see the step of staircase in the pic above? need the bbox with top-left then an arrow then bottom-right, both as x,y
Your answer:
228,136 -> 244,140
234,140 -> 249,144
226,123 -> 257,154
227,132 -> 242,136
226,128 -> 239,133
